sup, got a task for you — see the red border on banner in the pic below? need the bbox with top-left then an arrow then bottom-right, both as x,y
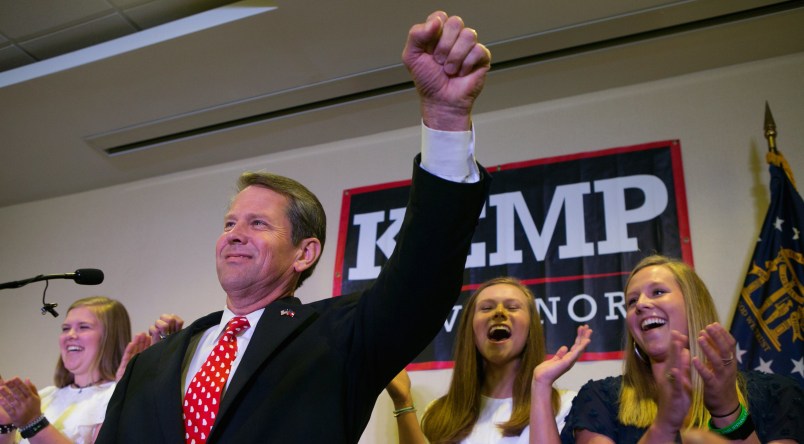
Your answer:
669,140 -> 694,266
462,271 -> 630,291
492,140 -> 672,171
333,140 -> 693,365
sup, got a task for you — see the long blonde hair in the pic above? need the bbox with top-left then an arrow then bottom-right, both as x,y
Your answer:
618,255 -> 747,428
54,296 -> 131,387
421,277 -> 559,443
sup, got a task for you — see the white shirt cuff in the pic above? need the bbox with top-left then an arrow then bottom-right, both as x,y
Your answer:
420,122 -> 480,183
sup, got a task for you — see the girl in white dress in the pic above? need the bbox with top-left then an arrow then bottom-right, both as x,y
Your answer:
386,277 -> 592,444
0,296 -> 182,444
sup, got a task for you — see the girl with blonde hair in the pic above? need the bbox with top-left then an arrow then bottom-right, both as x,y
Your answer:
561,255 -> 803,443
387,277 -> 592,443
0,296 -> 182,444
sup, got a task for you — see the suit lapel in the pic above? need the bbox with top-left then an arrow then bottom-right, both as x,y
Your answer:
215,298 -> 317,424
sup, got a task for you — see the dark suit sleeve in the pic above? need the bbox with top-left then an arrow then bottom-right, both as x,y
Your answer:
348,155 -> 490,395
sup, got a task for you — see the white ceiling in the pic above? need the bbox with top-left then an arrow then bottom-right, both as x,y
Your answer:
1,0 -> 804,208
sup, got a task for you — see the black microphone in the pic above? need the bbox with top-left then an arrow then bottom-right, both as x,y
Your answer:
0,268 -> 104,290
70,269 -> 105,285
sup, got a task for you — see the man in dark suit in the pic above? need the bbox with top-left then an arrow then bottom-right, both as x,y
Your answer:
97,10 -> 491,444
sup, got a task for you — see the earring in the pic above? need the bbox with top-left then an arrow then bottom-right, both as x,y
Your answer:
634,344 -> 648,363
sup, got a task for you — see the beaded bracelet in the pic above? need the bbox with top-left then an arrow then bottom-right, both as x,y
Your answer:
0,424 -> 17,434
19,415 -> 49,439
393,405 -> 417,417
708,404 -> 755,440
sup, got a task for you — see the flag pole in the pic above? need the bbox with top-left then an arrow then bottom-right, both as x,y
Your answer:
764,101 -> 778,154
730,103 -> 804,386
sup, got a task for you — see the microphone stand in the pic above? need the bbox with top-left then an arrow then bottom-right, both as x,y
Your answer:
0,275 -> 60,317
1,269 -> 102,317
0,274 -> 46,290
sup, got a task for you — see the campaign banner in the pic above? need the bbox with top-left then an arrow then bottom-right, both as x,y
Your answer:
333,140 -> 692,369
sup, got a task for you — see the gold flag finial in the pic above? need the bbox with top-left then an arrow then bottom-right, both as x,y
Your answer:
764,102 -> 797,189
765,101 -> 777,153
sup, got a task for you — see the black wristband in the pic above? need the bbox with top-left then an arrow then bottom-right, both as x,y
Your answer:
721,413 -> 755,441
0,423 -> 17,434
19,415 -> 49,439
710,403 -> 741,418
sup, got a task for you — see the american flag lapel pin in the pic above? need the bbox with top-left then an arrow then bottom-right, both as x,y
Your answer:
280,309 -> 295,318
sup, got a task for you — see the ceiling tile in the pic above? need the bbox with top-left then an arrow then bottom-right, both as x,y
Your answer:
18,13 -> 137,60
123,0 -> 235,29
108,0 -> 154,8
0,0 -> 112,39
0,45 -> 35,72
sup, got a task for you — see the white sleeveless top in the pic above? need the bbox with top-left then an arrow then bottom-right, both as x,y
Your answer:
458,390 -> 576,444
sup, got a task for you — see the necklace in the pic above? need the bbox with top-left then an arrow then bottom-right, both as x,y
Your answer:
71,379 -> 105,394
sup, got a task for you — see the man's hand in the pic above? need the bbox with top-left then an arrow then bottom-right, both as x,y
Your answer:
402,11 -> 491,131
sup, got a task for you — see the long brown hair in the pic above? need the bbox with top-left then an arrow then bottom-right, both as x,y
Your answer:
618,255 -> 747,428
54,296 -> 131,388
421,277 -> 559,443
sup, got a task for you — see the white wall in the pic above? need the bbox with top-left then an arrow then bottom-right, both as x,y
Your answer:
1,51 -> 803,443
